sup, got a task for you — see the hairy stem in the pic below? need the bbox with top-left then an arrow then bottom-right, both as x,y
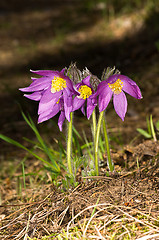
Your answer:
94,111 -> 104,175
92,109 -> 97,144
67,112 -> 73,175
103,114 -> 114,172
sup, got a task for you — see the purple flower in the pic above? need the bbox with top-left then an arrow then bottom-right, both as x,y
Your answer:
73,76 -> 97,119
19,69 -> 76,122
94,74 -> 142,120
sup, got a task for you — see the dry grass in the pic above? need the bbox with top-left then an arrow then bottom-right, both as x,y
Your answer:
0,144 -> 159,239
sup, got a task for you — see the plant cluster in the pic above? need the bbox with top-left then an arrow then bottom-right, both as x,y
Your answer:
0,63 -> 142,188
18,63 -> 142,184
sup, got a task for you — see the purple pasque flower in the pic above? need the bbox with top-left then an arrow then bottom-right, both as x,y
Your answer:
95,74 -> 142,121
19,69 -> 75,122
73,76 -> 97,119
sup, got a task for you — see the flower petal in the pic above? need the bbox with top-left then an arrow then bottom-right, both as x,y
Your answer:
63,91 -> 73,121
38,88 -> 61,114
113,91 -> 127,121
105,74 -> 119,84
90,81 -> 107,99
73,96 -> 85,111
30,69 -> 60,77
19,79 -> 51,92
87,98 -> 97,119
82,76 -> 91,87
116,75 -> 142,99
65,78 -> 77,95
81,105 -> 85,115
38,104 -> 60,123
98,87 -> 113,112
60,68 -> 66,75
58,111 -> 65,131
24,91 -> 42,101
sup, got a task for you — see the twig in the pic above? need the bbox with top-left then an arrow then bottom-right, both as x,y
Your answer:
114,205 -> 159,231
24,211 -> 31,240
94,225 -> 107,240
82,176 -> 112,180
136,233 -> 159,240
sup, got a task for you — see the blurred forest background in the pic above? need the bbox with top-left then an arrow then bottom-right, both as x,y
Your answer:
0,0 -> 159,163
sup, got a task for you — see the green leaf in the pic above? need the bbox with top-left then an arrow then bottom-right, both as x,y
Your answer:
136,128 -> 151,138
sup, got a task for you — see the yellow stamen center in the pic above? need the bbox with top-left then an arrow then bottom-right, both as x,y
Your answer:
78,85 -> 92,99
51,76 -> 66,93
108,79 -> 123,95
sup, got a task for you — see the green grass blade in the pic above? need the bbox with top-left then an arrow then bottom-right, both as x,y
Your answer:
80,142 -> 93,149
82,130 -> 94,160
0,134 -> 59,173
23,137 -> 61,156
99,135 -> 104,152
136,128 -> 151,138
22,137 -> 39,146
21,162 -> 26,190
150,115 -> 157,141
72,126 -> 83,141
21,112 -> 60,172
146,115 -> 151,135
72,130 -> 83,157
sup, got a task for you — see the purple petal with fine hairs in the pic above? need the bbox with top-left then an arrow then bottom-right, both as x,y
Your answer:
89,90 -> 98,98
98,87 -> 113,112
113,91 -> 127,121
92,97 -> 97,105
38,89 -> 61,114
120,75 -> 142,99
97,80 -> 108,91
65,78 -> 76,94
90,81 -> 107,99
19,80 -> 51,92
105,74 -> 119,84
38,104 -> 60,123
60,68 -> 66,74
63,84 -> 73,97
81,105 -> 85,115
73,96 -> 85,111
28,77 -> 51,88
24,91 -> 42,101
82,76 -> 91,87
87,98 -> 97,119
75,82 -> 82,90
39,103 -> 60,118
30,76 -> 51,83
63,91 -> 73,121
58,111 -> 65,131
30,69 -> 60,77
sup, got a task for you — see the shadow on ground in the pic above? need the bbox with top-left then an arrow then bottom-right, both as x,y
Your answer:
0,0 -> 159,152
